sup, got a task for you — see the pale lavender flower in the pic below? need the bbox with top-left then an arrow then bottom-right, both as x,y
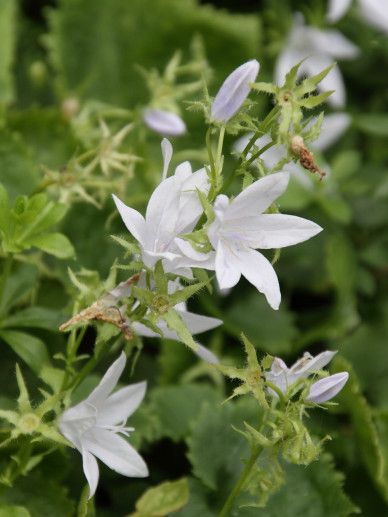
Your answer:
327,0 -> 388,34
143,108 -> 186,136
206,172 -> 322,309
211,60 -> 260,122
59,353 -> 148,499
307,371 -> 349,403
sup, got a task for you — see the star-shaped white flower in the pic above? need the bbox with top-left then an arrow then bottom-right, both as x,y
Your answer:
207,172 -> 322,309
327,0 -> 388,34
265,349 -> 349,403
113,139 -> 213,277
59,353 -> 148,499
275,14 -> 359,107
132,280 -> 222,364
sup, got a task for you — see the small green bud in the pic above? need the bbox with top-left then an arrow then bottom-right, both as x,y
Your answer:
18,413 -> 40,435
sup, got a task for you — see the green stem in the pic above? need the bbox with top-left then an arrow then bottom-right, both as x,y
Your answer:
218,444 -> 263,517
241,105 -> 280,159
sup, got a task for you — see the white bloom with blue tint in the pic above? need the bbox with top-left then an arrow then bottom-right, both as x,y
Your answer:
207,172 -> 322,309
307,371 -> 349,403
59,353 -> 148,499
143,108 -> 186,136
113,139 -> 214,277
211,60 -> 260,122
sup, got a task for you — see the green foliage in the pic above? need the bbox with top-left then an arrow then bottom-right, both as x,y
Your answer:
129,478 -> 189,517
0,187 -> 74,258
0,0 -> 17,107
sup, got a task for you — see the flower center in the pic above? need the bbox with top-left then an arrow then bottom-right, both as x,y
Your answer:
18,413 -> 40,434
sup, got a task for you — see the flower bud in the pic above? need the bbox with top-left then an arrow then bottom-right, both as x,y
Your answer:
211,59 -> 260,123
306,371 -> 349,404
143,109 -> 186,136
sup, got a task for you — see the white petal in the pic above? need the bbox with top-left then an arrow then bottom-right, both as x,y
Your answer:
211,60 -> 260,122
161,138 -> 173,180
86,352 -> 126,408
177,167 -> 209,234
291,350 -> 337,376
226,214 -> 322,249
82,449 -> 99,499
144,175 -> 181,245
225,172 -> 290,219
175,238 -> 212,262
59,403 -> 96,451
84,428 -> 148,477
311,113 -> 351,151
143,109 -> 186,136
307,372 -> 349,403
193,343 -> 219,364
236,248 -> 281,310
327,0 -> 352,22
215,240 -> 241,290
308,28 -> 359,58
359,0 -> 388,33
179,310 -> 223,335
112,194 -> 146,244
97,381 -> 147,426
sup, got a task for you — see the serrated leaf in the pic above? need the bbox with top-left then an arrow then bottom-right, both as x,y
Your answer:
129,478 -> 189,517
299,91 -> 334,109
187,398 -> 258,490
146,384 -> 221,442
162,309 -> 198,353
250,454 -> 357,517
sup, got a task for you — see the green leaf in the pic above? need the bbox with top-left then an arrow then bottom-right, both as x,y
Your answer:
326,232 -> 357,302
0,471 -> 75,517
25,232 -> 75,259
0,130 -> 40,199
355,114 -> 388,137
0,330 -> 50,374
1,307 -> 62,331
169,281 -> 206,306
297,64 -> 334,96
130,478 -> 189,517
299,91 -> 334,109
187,398 -> 258,490
46,0 -> 260,106
146,384 -> 221,442
0,507 -> 31,517
0,0 -> 17,106
162,309 -> 198,353
225,293 -> 298,355
251,454 -> 357,517
333,356 -> 388,502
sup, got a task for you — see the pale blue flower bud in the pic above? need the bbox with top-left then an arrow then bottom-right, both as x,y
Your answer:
211,59 -> 260,123
307,371 -> 349,404
143,109 -> 186,136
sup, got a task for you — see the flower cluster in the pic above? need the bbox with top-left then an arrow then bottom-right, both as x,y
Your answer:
53,57 -> 351,501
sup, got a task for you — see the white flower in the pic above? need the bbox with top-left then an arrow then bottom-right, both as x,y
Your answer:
265,350 -> 342,396
207,172 -> 322,309
113,139 -> 214,277
132,279 -> 222,364
211,60 -> 260,122
275,14 -> 359,107
327,0 -> 388,34
59,353 -> 148,499
143,109 -> 186,136
307,371 -> 349,403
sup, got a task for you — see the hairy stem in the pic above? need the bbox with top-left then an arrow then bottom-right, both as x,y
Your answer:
218,444 -> 263,517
